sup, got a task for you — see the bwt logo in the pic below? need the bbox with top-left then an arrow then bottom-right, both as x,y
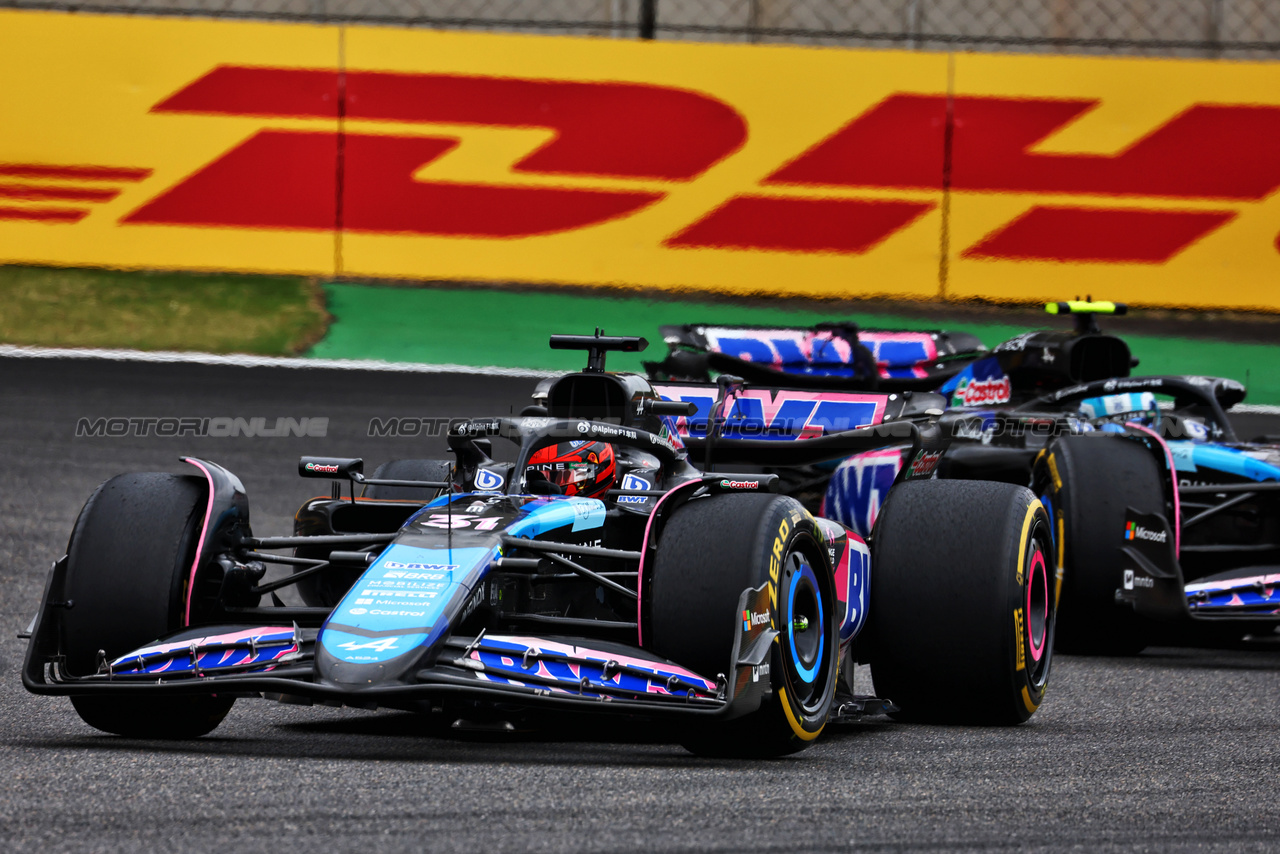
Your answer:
35,65 -> 1280,264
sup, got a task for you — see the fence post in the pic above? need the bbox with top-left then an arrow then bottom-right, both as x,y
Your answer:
639,0 -> 656,39
905,0 -> 921,50
1207,0 -> 1223,57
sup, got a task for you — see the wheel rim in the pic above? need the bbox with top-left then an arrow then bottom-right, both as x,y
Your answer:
1023,519 -> 1056,690
1026,549 -> 1049,664
781,547 -> 831,712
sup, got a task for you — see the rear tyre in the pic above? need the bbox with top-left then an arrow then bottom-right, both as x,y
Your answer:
1034,436 -> 1162,655
649,494 -> 838,758
867,479 -> 1054,725
363,459 -> 452,501
61,473 -> 234,738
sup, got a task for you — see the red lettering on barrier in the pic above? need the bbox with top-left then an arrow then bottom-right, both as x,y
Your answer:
154,66 -> 747,181
0,163 -> 151,181
767,95 -> 948,190
126,131 -> 340,230
0,207 -> 88,223
964,206 -> 1236,263
126,131 -> 660,236
666,196 -> 933,253
112,71 -> 1280,262
341,134 -> 659,236
769,94 -> 1280,201
132,66 -> 742,235
0,162 -> 146,225
0,184 -> 119,202
154,66 -> 340,118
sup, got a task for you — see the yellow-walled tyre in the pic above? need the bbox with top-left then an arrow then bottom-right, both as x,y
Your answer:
648,493 -> 838,757
1034,436 -> 1161,655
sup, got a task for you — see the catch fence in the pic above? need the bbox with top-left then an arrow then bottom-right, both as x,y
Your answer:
3,0 -> 1280,58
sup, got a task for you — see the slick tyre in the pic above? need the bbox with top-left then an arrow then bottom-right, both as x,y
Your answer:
1035,436 -> 1162,656
363,459 -> 453,501
649,494 -> 838,758
867,480 -> 1054,725
61,473 -> 233,738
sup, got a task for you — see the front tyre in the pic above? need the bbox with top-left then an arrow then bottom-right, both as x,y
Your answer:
648,493 -> 838,758
61,472 -> 234,738
867,480 -> 1055,725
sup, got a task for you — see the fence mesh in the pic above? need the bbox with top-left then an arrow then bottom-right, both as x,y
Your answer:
3,0 -> 1279,56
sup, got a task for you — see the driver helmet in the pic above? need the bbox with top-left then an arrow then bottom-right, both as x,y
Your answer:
1079,392 -> 1159,422
526,441 -> 616,498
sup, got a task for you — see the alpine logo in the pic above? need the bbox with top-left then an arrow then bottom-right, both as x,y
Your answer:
336,637 -> 402,653
955,376 -> 1012,406
474,469 -> 504,491
742,608 -> 770,630
617,472 -> 650,505
1125,521 -> 1167,543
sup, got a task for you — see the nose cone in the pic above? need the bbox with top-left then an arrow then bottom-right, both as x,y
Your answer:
316,543 -> 495,686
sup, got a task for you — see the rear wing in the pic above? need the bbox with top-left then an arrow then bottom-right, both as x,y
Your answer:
647,323 -> 985,388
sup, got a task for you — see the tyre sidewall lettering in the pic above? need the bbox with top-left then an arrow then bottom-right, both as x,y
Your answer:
764,508 -> 836,740
767,516 -> 790,621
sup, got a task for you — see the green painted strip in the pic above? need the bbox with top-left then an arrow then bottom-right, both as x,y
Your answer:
310,283 -> 1280,404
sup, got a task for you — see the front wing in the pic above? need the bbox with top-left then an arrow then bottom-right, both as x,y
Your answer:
23,559 -> 780,721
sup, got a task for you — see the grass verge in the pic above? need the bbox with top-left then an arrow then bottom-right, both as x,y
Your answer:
0,265 -> 327,355
0,266 -> 1275,406
311,282 -> 1280,405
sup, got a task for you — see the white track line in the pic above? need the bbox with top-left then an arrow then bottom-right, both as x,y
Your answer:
0,344 -> 560,378
3,344 -> 1279,415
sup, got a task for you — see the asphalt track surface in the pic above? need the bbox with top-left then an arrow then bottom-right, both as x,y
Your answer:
2,358 -> 1278,853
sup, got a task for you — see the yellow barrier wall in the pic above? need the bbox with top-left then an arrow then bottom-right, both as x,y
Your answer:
2,10 -> 1279,310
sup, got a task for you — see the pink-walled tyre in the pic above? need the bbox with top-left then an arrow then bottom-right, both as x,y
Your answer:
868,479 -> 1055,725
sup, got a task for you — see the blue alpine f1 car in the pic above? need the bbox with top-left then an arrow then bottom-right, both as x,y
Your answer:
644,305 -> 1277,653
1016,376 -> 1278,653
23,334 -> 1056,755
